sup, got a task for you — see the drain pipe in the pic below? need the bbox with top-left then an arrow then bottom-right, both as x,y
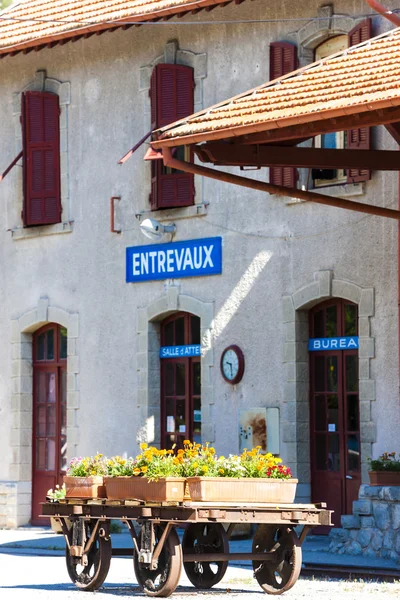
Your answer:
365,0 -> 400,26
161,147 -> 400,220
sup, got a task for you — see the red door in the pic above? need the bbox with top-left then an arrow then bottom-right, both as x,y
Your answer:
310,300 -> 360,528
160,313 -> 201,449
32,325 -> 67,525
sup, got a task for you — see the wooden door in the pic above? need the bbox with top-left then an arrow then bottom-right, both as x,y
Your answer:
32,325 -> 67,525
160,313 -> 201,449
310,300 -> 360,528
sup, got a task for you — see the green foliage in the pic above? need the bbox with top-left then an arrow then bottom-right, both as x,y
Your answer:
46,483 -> 66,501
67,453 -> 108,477
368,452 -> 400,472
1,1 -> 13,10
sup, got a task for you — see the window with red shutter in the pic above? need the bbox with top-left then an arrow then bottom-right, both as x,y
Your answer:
149,64 -> 194,210
346,19 -> 372,183
22,91 -> 61,227
269,43 -> 297,188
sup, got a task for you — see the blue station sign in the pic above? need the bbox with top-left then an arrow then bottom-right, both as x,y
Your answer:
160,345 -> 201,358
126,237 -> 222,283
308,336 -> 359,351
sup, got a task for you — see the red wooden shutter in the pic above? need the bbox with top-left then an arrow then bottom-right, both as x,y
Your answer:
269,43 -> 297,188
22,91 -> 61,226
149,64 -> 194,210
347,19 -> 372,183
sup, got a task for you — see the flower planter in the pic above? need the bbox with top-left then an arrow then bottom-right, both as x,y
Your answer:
368,471 -> 400,486
186,477 -> 298,503
63,476 -> 106,499
104,476 -> 186,502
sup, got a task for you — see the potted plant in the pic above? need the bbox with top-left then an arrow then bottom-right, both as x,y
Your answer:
64,453 -> 107,498
103,446 -> 186,502
181,441 -> 297,503
368,452 -> 400,486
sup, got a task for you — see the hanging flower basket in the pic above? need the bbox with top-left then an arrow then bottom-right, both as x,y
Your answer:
104,476 -> 186,502
186,476 -> 298,503
63,476 -> 106,499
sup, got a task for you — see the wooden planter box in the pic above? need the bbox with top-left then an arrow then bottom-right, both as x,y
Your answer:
186,477 -> 298,503
63,476 -> 106,499
104,476 -> 186,502
368,471 -> 400,486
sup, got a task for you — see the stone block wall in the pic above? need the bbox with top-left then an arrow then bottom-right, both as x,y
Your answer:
0,481 -> 31,528
329,484 -> 400,561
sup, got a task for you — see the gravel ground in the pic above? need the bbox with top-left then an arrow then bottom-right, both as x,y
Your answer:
0,554 -> 399,599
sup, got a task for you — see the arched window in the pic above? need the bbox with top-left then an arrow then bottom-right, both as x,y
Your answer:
32,324 -> 67,524
160,313 -> 200,449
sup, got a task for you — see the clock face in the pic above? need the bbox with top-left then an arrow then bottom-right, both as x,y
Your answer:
221,345 -> 244,384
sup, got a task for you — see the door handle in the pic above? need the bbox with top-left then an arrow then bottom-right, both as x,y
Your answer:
346,475 -> 353,479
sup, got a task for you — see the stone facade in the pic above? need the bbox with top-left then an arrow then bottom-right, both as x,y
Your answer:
329,485 -> 400,561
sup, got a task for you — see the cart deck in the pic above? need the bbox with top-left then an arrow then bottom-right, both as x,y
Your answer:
42,499 -> 332,597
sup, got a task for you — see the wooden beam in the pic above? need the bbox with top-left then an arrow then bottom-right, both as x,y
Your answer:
385,122 -> 400,145
233,106 -> 400,146
195,143 -> 400,170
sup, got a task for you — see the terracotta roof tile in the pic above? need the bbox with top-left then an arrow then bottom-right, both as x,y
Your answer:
154,27 -> 400,146
0,0 -> 235,54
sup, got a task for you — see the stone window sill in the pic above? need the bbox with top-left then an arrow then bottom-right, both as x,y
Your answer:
136,202 -> 208,223
285,183 -> 364,205
10,221 -> 73,240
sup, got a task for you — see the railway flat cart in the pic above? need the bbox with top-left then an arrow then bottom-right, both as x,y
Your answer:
42,499 -> 332,597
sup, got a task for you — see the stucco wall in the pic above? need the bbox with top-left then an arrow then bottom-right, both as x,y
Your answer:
0,0 -> 399,523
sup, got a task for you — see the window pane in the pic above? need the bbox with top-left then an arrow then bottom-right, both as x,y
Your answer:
346,355 -> 358,392
36,372 -> 47,404
37,334 -> 45,361
313,310 -> 324,338
46,329 -> 54,360
326,305 -> 337,337
314,395 -> 326,431
47,438 -> 56,471
176,363 -> 186,396
47,373 -> 57,403
345,304 -> 357,336
164,321 -> 174,346
347,395 -> 359,431
165,363 -> 174,396
315,435 -> 326,470
47,405 -> 56,436
175,318 -> 185,346
165,398 -> 174,431
314,357 -> 325,392
328,434 -> 340,471
192,362 -> 201,396
327,394 -> 339,431
327,356 -> 338,392
191,316 -> 200,345
37,406 -> 46,437
36,439 -> 46,470
176,399 -> 186,431
347,434 -> 360,471
60,327 -> 67,359
322,132 -> 337,149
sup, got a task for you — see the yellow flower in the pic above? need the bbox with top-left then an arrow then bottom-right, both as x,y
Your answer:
133,468 -> 141,476
202,465 -> 208,473
141,466 -> 148,473
192,462 -> 199,469
219,468 -> 225,475
140,442 -> 148,450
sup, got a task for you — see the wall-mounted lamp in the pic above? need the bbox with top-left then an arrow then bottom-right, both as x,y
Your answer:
139,218 -> 176,241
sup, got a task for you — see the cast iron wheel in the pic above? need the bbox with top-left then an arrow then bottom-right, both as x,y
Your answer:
134,525 -> 182,597
252,525 -> 301,595
66,521 -> 112,591
182,523 -> 229,589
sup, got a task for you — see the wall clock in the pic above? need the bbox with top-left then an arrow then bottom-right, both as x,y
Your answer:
220,345 -> 245,384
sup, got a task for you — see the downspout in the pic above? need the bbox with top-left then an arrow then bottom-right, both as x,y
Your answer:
161,148 -> 400,220
364,0 -> 400,26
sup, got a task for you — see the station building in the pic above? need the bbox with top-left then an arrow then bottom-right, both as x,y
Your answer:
0,0 -> 399,529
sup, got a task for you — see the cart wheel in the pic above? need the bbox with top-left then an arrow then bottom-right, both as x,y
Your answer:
66,521 -> 112,591
252,525 -> 301,595
182,523 -> 229,589
134,525 -> 182,597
